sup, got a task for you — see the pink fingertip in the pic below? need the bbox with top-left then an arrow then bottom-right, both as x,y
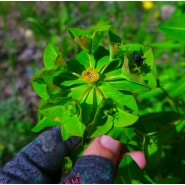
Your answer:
125,151 -> 146,169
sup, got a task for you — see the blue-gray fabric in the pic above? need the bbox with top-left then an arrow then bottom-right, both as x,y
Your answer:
0,127 -> 116,184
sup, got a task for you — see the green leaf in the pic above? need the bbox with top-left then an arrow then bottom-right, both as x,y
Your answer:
99,82 -> 138,115
38,97 -> 85,139
68,27 -> 93,53
54,52 -> 66,67
115,155 -> 151,183
158,14 -> 185,42
136,111 -> 185,133
108,80 -> 151,93
88,115 -> 113,138
96,56 -> 110,72
31,68 -> 49,100
68,25 -> 111,53
74,51 -> 91,69
61,78 -> 85,87
91,25 -> 111,52
61,114 -> 85,139
87,98 -> 114,137
107,127 -> 136,144
114,107 -> 138,127
43,43 -> 58,69
108,29 -> 121,44
119,43 -> 143,52
31,67 -> 66,100
156,177 -> 181,184
122,45 -> 157,89
143,134 -> 163,169
68,28 -> 91,40
93,24 -> 111,32
104,68 -> 123,80
32,116 -> 59,132
69,84 -> 90,102
39,97 -> 79,122
81,86 -> 94,124
60,125 -> 72,140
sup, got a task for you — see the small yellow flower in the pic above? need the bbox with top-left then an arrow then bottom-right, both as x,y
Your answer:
82,67 -> 100,83
142,1 -> 154,10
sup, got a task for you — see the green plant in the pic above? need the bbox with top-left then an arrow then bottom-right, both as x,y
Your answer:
31,25 -> 185,183
31,25 -> 156,139
0,98 -> 35,168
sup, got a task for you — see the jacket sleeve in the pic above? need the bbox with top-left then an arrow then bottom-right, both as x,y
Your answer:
61,156 -> 116,184
0,127 -> 81,184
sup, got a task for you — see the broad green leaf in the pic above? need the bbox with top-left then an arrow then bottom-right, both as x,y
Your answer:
107,127 -> 136,144
156,177 -> 181,184
69,84 -> 90,102
94,45 -> 109,61
114,107 -> 138,127
68,28 -> 92,39
158,14 -> 185,42
31,68 -> 49,100
91,25 -> 111,52
31,67 -> 66,100
104,68 -> 123,80
43,43 -> 58,69
87,98 -> 114,137
143,135 -> 163,169
136,112 -> 185,133
60,121 -> 77,140
96,56 -> 110,72
74,51 -> 91,69
122,45 -> 157,89
92,24 -> 111,32
108,29 -> 121,44
32,116 -> 59,132
31,78 -> 49,100
68,27 -> 93,53
81,86 -> 95,124
61,78 -> 85,87
88,115 -> 113,138
156,126 -> 176,144
38,97 -> 85,139
68,25 -> 111,53
115,155 -> 151,183
119,43 -> 143,52
39,97 -> 80,123
54,52 -> 66,67
108,80 -> 150,93
99,82 -> 138,115
61,114 -> 85,139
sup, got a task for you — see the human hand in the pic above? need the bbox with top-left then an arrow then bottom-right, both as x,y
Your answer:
84,135 -> 146,168
62,135 -> 146,183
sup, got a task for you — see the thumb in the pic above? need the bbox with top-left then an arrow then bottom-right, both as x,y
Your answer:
83,135 -> 122,165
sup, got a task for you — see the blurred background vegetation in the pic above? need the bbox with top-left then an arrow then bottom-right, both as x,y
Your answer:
0,1 -> 185,180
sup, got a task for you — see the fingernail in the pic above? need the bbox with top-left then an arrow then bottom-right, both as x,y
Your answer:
100,135 -> 121,154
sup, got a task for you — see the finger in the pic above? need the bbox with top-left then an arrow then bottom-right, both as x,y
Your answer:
121,151 -> 146,169
83,135 -> 122,165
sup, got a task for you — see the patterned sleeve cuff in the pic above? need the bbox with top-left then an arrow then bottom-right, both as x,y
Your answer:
61,155 -> 116,184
